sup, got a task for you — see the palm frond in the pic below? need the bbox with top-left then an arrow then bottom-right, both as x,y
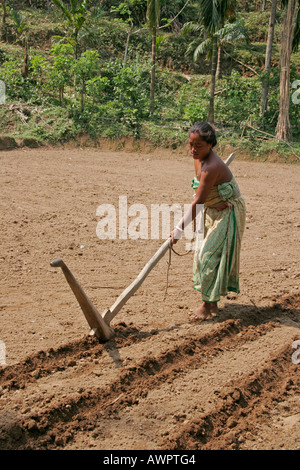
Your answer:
90,5 -> 107,20
146,0 -> 161,29
198,0 -> 238,32
215,19 -> 248,44
193,37 -> 212,61
69,0 -> 88,15
52,0 -> 73,22
70,0 -> 79,15
218,0 -> 237,21
181,21 -> 203,36
199,0 -> 220,32
75,15 -> 85,32
11,9 -> 27,35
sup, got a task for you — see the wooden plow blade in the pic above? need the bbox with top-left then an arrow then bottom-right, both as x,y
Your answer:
51,153 -> 235,342
50,238 -> 171,341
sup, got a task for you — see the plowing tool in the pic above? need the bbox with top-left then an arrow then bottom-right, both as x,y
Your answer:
51,153 -> 235,342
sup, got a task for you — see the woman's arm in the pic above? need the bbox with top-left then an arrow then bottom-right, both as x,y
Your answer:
170,169 -> 216,244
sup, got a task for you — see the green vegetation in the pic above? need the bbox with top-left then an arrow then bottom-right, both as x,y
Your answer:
0,0 -> 299,161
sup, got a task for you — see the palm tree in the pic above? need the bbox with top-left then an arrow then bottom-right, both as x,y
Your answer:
185,19 -> 247,78
146,0 -> 160,114
52,0 -> 89,59
276,0 -> 300,141
194,0 -> 236,123
183,0 -> 237,123
216,20 -> 248,77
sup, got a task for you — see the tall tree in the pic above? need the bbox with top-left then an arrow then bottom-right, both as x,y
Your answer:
146,0 -> 160,114
184,19 -> 247,79
261,0 -> 277,121
276,0 -> 299,141
216,19 -> 248,77
0,0 -> 6,40
193,0 -> 236,123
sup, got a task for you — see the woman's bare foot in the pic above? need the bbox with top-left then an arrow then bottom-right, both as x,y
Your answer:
189,302 -> 212,322
210,302 -> 219,316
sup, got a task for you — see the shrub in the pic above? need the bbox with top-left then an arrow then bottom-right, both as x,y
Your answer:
215,71 -> 262,127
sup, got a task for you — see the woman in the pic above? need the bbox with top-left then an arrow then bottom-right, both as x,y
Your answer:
170,122 -> 246,321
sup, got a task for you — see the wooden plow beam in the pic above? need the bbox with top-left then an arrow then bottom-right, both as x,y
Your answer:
51,153 -> 235,342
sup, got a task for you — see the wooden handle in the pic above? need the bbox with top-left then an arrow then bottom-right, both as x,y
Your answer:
103,153 -> 236,326
103,238 -> 171,325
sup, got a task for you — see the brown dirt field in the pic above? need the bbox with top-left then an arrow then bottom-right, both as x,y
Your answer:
0,145 -> 299,451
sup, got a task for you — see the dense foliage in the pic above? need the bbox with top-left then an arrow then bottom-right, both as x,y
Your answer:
0,0 -> 299,158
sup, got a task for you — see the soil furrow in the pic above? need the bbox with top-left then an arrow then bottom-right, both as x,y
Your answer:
1,317 -> 291,450
62,325 -> 298,450
161,342 -> 299,450
0,323 -> 151,391
0,298 -> 286,392
1,150 -> 300,450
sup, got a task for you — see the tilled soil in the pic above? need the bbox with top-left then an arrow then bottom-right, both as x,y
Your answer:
0,145 -> 299,450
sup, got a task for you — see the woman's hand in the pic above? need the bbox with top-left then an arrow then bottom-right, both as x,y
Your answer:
170,227 -> 182,245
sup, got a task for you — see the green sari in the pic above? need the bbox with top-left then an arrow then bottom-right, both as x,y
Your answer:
191,176 -> 246,303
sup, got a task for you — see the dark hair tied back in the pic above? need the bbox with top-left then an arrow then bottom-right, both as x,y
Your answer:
188,122 -> 217,148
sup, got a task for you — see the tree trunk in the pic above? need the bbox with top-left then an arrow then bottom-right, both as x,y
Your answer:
261,0 -> 277,121
21,37 -> 29,78
150,26 -> 156,114
0,0 -> 6,24
208,35 -> 218,123
81,79 -> 85,112
0,0 -> 7,41
216,44 -> 223,78
123,30 -> 131,65
276,0 -> 297,141
59,85 -> 64,104
74,30 -> 79,60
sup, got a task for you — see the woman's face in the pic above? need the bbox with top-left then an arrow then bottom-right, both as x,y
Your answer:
189,132 -> 212,161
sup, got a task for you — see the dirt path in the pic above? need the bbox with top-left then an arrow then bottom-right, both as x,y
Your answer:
0,146 -> 299,450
